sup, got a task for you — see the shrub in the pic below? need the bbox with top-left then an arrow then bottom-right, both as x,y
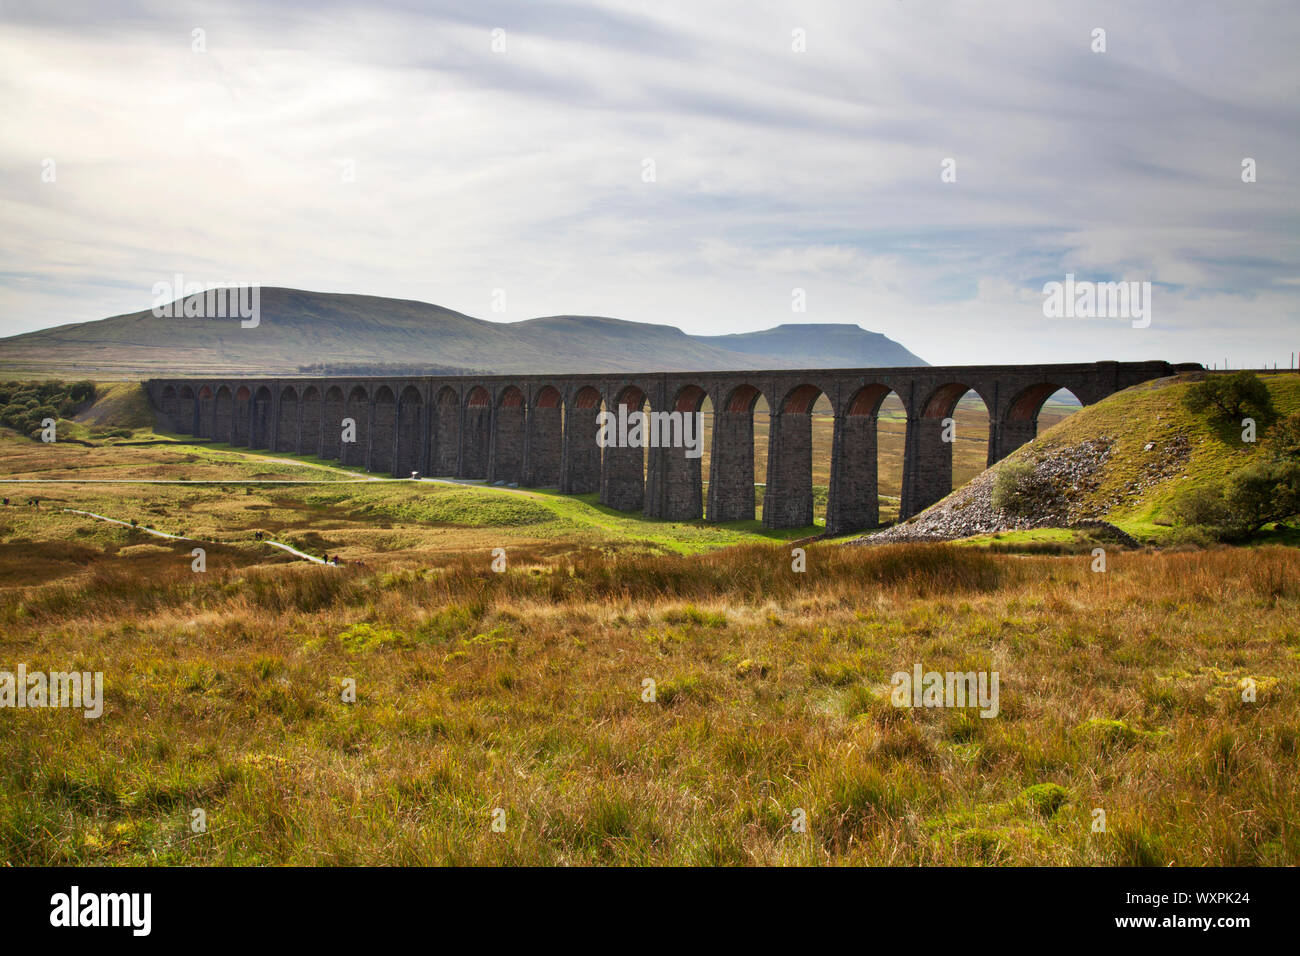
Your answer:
991,459 -> 1042,517
1169,482 -> 1231,528
1223,459 -> 1300,535
1171,462 -> 1300,539
0,404 -> 25,428
1182,371 -> 1274,425
0,381 -> 95,438
1263,411 -> 1300,461
1162,524 -> 1219,549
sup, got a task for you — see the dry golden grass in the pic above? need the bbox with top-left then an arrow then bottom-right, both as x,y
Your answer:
0,434 -> 357,483
1,538 -> 1295,865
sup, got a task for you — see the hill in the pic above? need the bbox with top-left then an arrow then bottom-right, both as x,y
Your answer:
693,323 -> 926,368
0,288 -> 927,377
865,371 -> 1300,544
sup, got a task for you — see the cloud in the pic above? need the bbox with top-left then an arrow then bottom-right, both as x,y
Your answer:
1,0 -> 1297,367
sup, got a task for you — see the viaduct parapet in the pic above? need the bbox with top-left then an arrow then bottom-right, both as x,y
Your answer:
145,361 -> 1196,533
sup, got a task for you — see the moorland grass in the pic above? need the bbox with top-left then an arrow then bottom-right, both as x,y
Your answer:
1,541 -> 1295,865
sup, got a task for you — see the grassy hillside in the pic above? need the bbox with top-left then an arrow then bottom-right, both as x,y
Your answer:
1017,372 -> 1300,533
76,382 -> 156,431
0,288 -> 928,378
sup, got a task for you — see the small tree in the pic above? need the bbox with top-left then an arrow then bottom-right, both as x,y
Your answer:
1223,459 -> 1300,535
1263,411 -> 1300,462
1182,371 -> 1274,424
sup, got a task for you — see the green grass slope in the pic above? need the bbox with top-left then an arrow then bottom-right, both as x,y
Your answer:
76,382 -> 156,430
1025,372 -> 1300,535
874,372 -> 1300,547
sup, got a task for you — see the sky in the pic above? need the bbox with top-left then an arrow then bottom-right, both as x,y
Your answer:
1,0 -> 1297,367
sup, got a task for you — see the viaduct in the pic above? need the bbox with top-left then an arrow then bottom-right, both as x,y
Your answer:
145,360 -> 1195,534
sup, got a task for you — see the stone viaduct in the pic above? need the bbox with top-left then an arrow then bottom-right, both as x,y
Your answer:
145,360 -> 1194,534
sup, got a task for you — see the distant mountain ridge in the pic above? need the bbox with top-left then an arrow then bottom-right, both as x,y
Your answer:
0,287 -> 928,377
694,323 -> 927,369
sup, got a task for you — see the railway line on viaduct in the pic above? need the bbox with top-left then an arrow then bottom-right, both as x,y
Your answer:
146,360 -> 1196,534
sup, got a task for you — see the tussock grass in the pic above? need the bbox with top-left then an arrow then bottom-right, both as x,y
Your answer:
1,541 -> 1296,865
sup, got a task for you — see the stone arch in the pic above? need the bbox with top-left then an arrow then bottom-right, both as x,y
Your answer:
233,385 -> 251,446
214,385 -> 233,443
561,386 -> 603,494
647,383 -> 708,520
708,383 -> 763,523
489,386 -> 526,483
197,385 -> 214,438
825,383 -> 903,533
276,386 -> 299,453
177,385 -> 196,435
992,383 -> 1082,465
320,386 -> 344,459
525,385 -> 563,487
300,386 -> 321,456
341,385 -> 368,467
431,386 -> 459,476
724,384 -> 762,413
459,386 -> 492,479
845,383 -> 893,418
370,385 -> 397,474
395,385 -> 423,476
1006,383 -> 1081,422
600,384 -> 651,511
763,383 -> 826,529
902,381 -> 993,519
250,385 -> 273,449
572,386 -> 602,410
779,383 -> 823,415
674,384 -> 707,413
160,386 -> 178,427
920,382 -> 993,420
